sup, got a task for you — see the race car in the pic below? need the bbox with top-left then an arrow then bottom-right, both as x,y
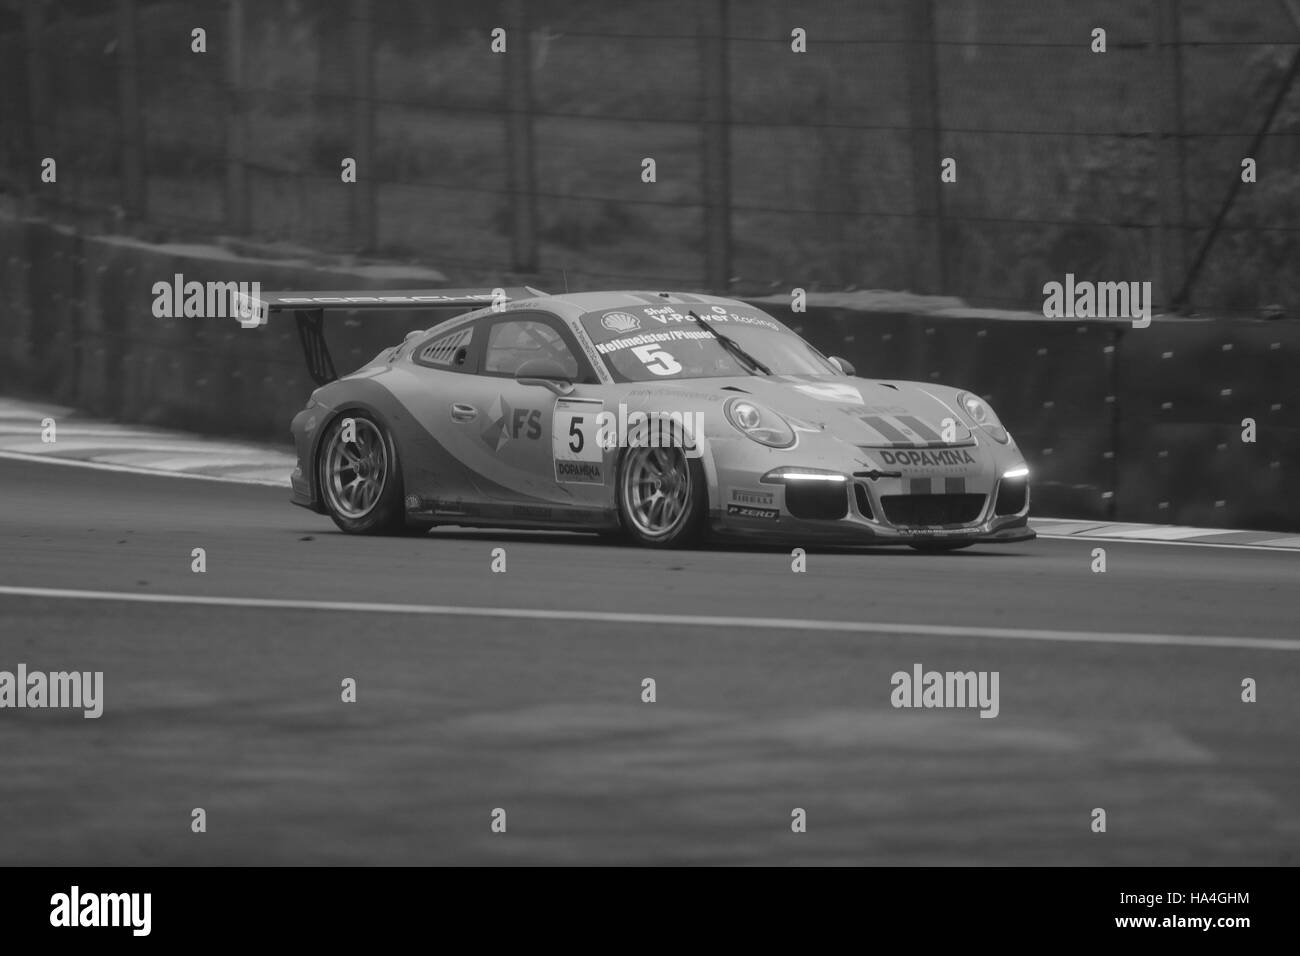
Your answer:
258,287 -> 1034,549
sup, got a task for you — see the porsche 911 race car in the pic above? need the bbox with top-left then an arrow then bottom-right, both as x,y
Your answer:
258,287 -> 1034,549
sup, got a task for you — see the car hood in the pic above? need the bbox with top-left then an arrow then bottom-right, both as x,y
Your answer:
621,374 -> 975,448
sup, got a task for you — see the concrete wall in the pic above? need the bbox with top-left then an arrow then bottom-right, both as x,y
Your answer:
769,298 -> 1299,528
0,217 -> 444,442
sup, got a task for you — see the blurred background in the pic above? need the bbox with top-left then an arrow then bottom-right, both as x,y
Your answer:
1,0 -> 1298,528
1,0 -> 1297,312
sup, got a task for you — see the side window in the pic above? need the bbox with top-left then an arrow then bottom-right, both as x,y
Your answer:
417,325 -> 474,371
483,319 -> 580,379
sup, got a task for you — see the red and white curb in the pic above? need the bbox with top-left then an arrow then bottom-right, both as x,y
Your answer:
3,397 -> 1299,551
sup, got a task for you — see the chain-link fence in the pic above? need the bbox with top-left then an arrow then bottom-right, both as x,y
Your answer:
4,0 -> 1298,312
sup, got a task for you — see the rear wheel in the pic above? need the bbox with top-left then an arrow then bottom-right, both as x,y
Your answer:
616,445 -> 707,548
318,412 -> 410,535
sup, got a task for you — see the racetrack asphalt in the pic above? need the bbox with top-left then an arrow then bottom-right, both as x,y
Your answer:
1,456 -> 1297,865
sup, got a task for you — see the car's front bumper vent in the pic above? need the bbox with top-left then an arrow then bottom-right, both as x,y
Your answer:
853,482 -> 874,519
786,481 -> 849,520
880,493 -> 986,527
995,478 -> 1028,515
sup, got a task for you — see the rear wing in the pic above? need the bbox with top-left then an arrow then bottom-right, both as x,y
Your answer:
246,286 -> 546,387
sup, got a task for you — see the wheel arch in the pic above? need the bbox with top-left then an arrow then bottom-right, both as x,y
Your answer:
614,408 -> 721,515
307,374 -> 430,507
311,401 -> 387,491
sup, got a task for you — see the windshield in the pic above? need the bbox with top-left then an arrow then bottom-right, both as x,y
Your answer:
579,303 -> 836,382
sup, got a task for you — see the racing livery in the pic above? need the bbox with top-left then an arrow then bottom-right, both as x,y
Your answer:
261,288 -> 1034,550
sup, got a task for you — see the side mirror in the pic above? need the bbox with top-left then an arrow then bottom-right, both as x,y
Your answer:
515,359 -> 574,396
828,356 -> 856,376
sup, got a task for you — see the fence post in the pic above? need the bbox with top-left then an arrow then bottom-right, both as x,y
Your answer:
1153,0 -> 1187,311
349,0 -> 376,253
700,0 -> 731,293
224,0 -> 248,234
905,0 -> 944,295
504,0 -> 538,273
114,0 -> 146,222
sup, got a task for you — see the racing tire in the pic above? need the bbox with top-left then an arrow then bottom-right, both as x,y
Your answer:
616,444 -> 708,548
907,541 -> 975,552
318,412 -> 411,535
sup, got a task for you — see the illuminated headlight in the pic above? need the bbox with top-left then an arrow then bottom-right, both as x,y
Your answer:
760,467 -> 847,484
725,398 -> 795,448
1002,466 -> 1029,479
957,391 -> 1009,444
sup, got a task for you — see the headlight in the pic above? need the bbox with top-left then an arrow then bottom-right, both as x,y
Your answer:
724,398 -> 795,448
957,391 -> 1009,444
760,467 -> 846,484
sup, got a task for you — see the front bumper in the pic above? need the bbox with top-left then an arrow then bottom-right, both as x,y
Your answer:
712,467 -> 1035,545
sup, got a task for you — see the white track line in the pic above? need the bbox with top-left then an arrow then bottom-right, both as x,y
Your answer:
1032,532 -> 1300,553
1102,525 -> 1229,540
0,585 -> 1295,652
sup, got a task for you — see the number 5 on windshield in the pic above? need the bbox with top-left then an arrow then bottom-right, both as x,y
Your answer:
631,344 -> 682,376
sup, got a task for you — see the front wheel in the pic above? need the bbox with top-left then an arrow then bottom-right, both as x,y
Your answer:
318,412 -> 410,535
616,445 -> 708,548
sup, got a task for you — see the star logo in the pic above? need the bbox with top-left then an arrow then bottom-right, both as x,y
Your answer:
481,395 -> 512,451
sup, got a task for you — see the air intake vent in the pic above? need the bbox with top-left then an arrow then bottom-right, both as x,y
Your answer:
786,482 -> 849,520
880,494 -> 985,527
854,483 -> 873,519
995,478 -> 1028,515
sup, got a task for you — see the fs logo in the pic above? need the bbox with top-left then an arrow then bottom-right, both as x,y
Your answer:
601,311 -> 640,333
481,396 -> 542,451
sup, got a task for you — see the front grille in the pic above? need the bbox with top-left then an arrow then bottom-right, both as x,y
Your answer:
880,493 -> 986,527
995,478 -> 1028,515
785,481 -> 849,520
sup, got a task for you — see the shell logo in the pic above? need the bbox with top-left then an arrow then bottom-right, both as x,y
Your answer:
601,311 -> 641,333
